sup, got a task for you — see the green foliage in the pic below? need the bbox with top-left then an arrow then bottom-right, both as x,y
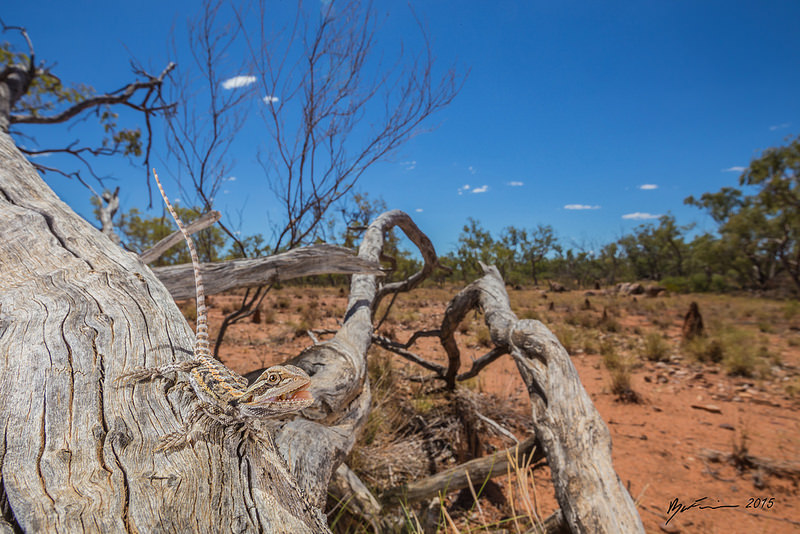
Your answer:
328,193 -> 421,282
684,336 -> 724,363
1,42 -> 93,116
642,332 -> 670,362
661,272 -> 726,293
683,328 -> 773,377
686,135 -> 800,292
435,137 -> 799,296
455,218 -> 497,280
618,214 -> 693,281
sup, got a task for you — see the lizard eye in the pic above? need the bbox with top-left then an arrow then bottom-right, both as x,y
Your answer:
268,373 -> 279,384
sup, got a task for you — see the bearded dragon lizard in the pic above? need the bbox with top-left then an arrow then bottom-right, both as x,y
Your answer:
118,169 -> 314,451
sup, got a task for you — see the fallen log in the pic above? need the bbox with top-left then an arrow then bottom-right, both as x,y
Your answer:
152,243 -> 384,299
381,435 -> 543,505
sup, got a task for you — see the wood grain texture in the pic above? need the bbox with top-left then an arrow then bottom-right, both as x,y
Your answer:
273,210 -> 441,510
0,132 -> 329,532
466,263 -> 645,534
152,244 -> 384,300
139,209 -> 221,264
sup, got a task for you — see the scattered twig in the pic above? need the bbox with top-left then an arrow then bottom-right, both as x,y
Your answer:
474,410 -> 519,444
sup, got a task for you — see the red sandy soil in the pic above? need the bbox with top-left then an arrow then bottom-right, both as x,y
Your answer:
189,287 -> 800,534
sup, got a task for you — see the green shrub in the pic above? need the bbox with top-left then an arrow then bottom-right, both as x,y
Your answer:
710,274 -> 728,292
643,332 -> 670,362
660,276 -> 691,293
684,328 -> 771,377
555,326 -> 577,355
610,366 -> 639,402
684,335 -> 723,364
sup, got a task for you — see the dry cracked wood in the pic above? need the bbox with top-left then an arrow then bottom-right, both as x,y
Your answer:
381,435 -> 543,505
272,210 -> 440,509
139,208 -> 221,264
462,263 -> 645,534
0,132 -> 330,532
151,243 -> 383,300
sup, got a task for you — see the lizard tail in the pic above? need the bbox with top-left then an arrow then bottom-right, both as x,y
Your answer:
152,169 -> 211,358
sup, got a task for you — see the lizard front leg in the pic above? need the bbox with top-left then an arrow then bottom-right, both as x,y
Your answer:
116,360 -> 202,385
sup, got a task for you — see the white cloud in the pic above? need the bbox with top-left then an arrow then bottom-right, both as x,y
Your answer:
225,176 -> 237,182
401,160 -> 416,171
457,184 -> 471,195
221,75 -> 256,90
622,212 -> 660,220
507,181 -> 524,187
564,204 -> 600,210
223,189 -> 230,194
468,166 -> 477,175
770,122 -> 790,131
722,166 -> 746,173
263,95 -> 279,104
415,208 -> 423,212
472,185 -> 489,194
638,184 -> 658,190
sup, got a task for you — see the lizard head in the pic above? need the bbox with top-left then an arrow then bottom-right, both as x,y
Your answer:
237,364 -> 314,416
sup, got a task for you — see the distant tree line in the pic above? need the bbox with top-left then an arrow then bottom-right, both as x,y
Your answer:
108,135 -> 799,295
444,136 -> 798,294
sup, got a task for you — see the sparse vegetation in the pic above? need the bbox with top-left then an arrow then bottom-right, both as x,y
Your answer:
180,285 -> 797,532
475,326 -> 492,348
642,332 -> 670,362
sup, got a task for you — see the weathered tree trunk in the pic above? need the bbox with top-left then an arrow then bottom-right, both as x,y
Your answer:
469,263 -> 644,533
0,132 -> 331,532
272,210 -> 440,509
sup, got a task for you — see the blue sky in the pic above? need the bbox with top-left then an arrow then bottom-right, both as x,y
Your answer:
5,1 -> 800,255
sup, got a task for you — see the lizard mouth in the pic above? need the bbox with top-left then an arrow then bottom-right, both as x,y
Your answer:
269,387 -> 313,403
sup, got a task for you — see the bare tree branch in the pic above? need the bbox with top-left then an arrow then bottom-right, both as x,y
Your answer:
10,63 -> 175,125
139,209 -> 222,264
98,186 -> 121,244
381,435 -> 543,505
247,0 -> 464,252
152,243 -> 384,299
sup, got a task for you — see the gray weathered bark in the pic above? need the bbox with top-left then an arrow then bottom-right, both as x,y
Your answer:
151,244 -> 384,300
272,210 -> 440,510
0,132 -> 332,532
1,124 -> 644,532
464,263 -> 645,533
98,187 -> 121,245
139,209 -> 221,264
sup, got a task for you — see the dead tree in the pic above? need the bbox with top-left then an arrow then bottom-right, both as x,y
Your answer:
373,263 -> 645,532
0,130 -> 440,531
